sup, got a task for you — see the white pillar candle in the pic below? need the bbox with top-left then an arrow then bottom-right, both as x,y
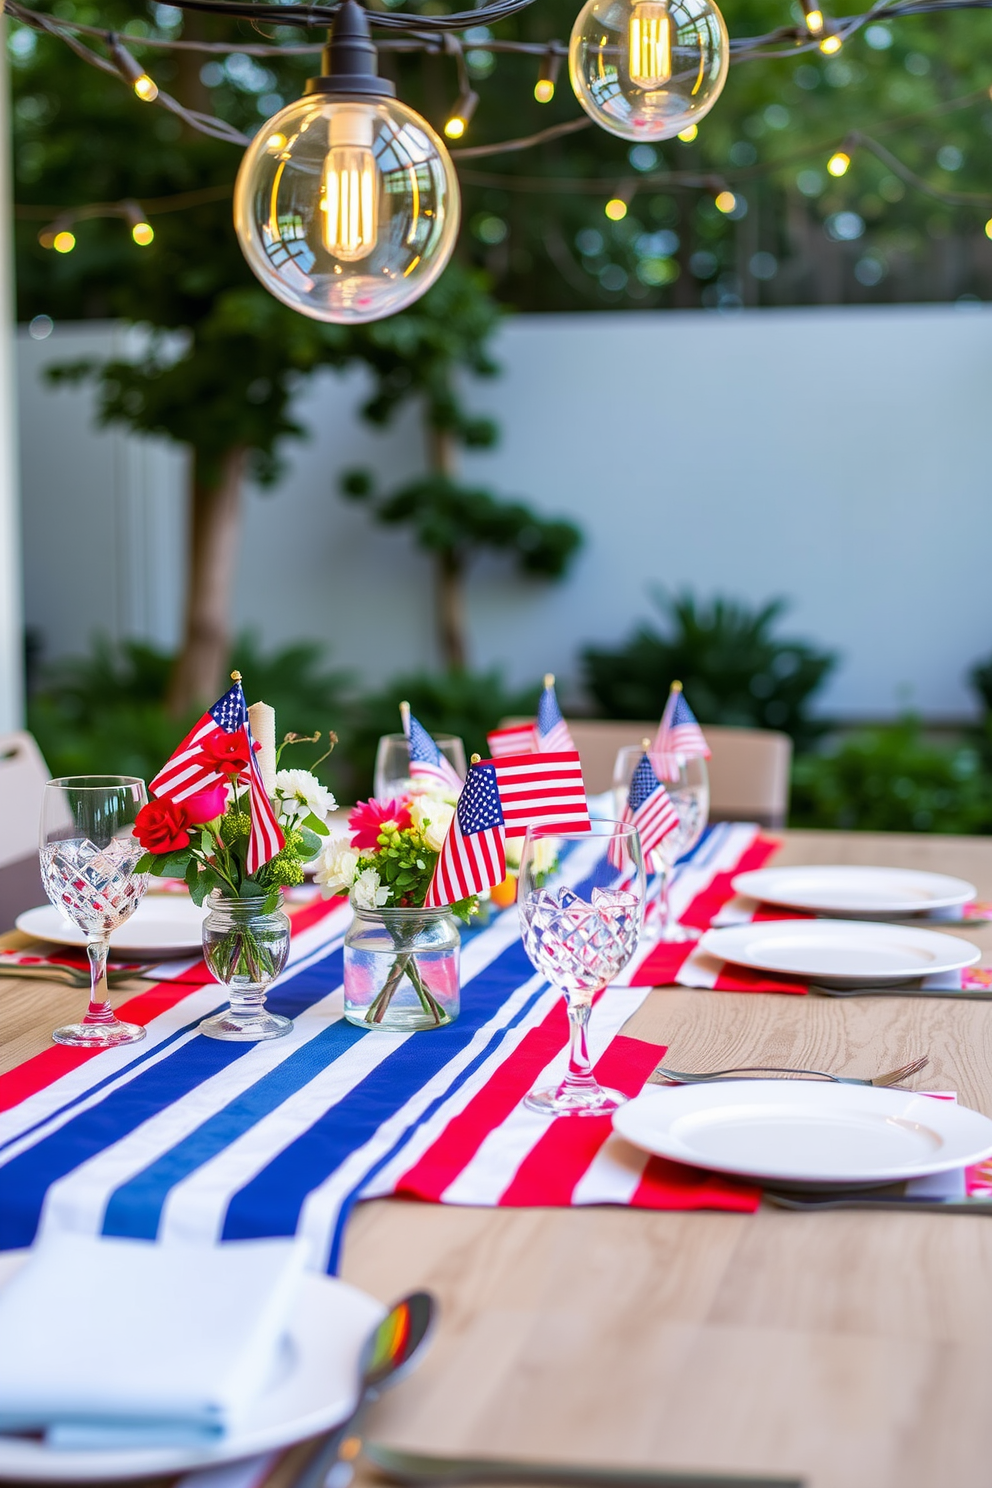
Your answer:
248,701 -> 277,797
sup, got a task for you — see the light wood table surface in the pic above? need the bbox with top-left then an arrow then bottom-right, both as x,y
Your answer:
3,830 -> 992,1488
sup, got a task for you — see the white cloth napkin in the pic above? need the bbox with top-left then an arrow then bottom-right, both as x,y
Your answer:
0,1233 -> 307,1448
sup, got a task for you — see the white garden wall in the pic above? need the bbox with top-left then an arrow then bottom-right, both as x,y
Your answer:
17,302 -> 992,720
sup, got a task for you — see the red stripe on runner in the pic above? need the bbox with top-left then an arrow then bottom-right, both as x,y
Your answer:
497,1035 -> 666,1207
712,967 -> 809,995
679,835 -> 780,932
0,976 -> 210,1113
628,941 -> 697,988
0,894 -> 348,1112
394,998 -> 571,1201
630,1155 -> 761,1212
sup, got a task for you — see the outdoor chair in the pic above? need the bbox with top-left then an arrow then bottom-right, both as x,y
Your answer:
500,718 -> 792,828
0,730 -> 50,922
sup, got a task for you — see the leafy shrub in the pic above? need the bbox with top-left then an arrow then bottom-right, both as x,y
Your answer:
582,592 -> 836,750
344,669 -> 542,799
29,635 -> 351,794
790,718 -> 992,833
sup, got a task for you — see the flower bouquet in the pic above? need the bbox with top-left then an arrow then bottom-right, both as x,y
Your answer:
316,793 -> 477,1030
134,718 -> 336,1038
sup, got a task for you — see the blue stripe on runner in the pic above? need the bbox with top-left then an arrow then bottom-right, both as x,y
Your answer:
0,951 -> 346,1250
0,929 -> 346,1164
0,827 -> 732,1259
220,937 -> 539,1247
102,1016 -> 365,1240
0,1037 -> 247,1248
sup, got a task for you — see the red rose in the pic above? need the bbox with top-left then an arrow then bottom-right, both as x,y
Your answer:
134,798 -> 193,854
184,784 -> 228,823
199,728 -> 255,776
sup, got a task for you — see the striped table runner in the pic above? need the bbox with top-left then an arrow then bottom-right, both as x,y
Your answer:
0,823 -> 767,1273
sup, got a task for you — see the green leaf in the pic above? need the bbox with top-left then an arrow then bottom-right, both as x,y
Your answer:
188,872 -> 210,908
240,877 -> 263,898
184,857 -> 200,890
262,890 -> 280,914
297,826 -> 323,860
153,849 -> 193,878
303,812 -> 329,836
133,852 -> 155,874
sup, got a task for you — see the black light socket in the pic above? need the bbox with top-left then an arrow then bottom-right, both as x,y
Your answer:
304,0 -> 396,98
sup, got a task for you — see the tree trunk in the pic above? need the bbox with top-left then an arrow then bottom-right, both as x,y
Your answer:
436,548 -> 467,670
166,446 -> 246,717
426,423 -> 468,670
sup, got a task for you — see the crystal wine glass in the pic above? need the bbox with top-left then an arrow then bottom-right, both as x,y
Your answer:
40,775 -> 149,1047
613,746 -> 709,942
517,819 -> 646,1117
373,733 -> 467,800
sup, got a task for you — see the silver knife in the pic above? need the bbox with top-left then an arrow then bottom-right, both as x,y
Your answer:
364,1443 -> 804,1488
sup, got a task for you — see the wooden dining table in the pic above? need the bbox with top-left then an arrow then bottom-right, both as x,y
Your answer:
3,828 -> 992,1488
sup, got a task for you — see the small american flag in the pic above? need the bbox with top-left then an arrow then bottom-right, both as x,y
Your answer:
487,751 -> 591,838
622,752 -> 679,858
149,680 -> 283,875
404,710 -> 463,793
535,679 -> 575,753
486,723 -> 537,757
651,685 -> 710,781
425,762 -> 506,908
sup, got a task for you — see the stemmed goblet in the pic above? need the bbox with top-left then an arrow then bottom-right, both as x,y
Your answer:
40,776 -> 149,1047
373,733 -> 466,801
613,747 -> 709,942
517,819 -> 646,1117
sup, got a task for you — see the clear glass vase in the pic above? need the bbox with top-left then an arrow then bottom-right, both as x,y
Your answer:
199,892 -> 292,1042
344,904 -> 460,1031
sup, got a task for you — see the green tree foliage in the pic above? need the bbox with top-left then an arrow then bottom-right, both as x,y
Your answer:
790,717 -> 992,832
28,635 -> 351,793
582,592 -> 836,747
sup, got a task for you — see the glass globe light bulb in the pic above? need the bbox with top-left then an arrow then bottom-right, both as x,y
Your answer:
234,93 -> 460,324
569,0 -> 729,142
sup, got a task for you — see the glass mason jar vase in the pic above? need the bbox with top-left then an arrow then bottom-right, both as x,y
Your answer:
344,904 -> 460,1031
199,892 -> 292,1042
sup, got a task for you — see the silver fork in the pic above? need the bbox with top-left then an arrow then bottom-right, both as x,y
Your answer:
649,1055 -> 929,1088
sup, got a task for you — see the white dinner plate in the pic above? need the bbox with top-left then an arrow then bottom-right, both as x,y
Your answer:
731,865 -> 977,918
0,1251 -> 384,1481
16,898 -> 209,959
699,919 -> 981,986
613,1081 -> 992,1187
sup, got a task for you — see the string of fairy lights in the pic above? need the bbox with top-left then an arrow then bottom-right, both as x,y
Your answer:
10,0 -> 992,320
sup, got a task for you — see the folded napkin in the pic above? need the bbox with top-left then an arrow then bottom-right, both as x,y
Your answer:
0,1234 -> 307,1448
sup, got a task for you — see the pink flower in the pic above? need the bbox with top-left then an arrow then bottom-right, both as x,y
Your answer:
348,797 -> 412,851
184,784 -> 228,824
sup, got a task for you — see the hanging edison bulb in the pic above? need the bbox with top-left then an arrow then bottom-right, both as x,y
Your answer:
234,0 -> 460,324
569,0 -> 729,142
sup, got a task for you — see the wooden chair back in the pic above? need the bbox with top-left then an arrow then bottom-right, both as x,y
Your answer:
499,718 -> 793,828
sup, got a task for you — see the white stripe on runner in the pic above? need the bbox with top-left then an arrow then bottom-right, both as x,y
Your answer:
571,1132 -> 651,1206
158,998 -> 411,1246
36,981 -> 352,1243
0,904 -> 353,1151
160,904 -> 541,1253
439,981 -> 652,1207
358,972 -> 556,1201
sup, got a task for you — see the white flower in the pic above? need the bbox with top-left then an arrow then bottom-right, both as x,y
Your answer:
353,867 -> 390,911
274,768 -> 336,827
504,836 -> 557,875
410,796 -> 455,854
314,836 -> 360,898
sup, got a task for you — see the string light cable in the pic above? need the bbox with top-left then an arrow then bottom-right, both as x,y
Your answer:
13,0 -> 992,283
